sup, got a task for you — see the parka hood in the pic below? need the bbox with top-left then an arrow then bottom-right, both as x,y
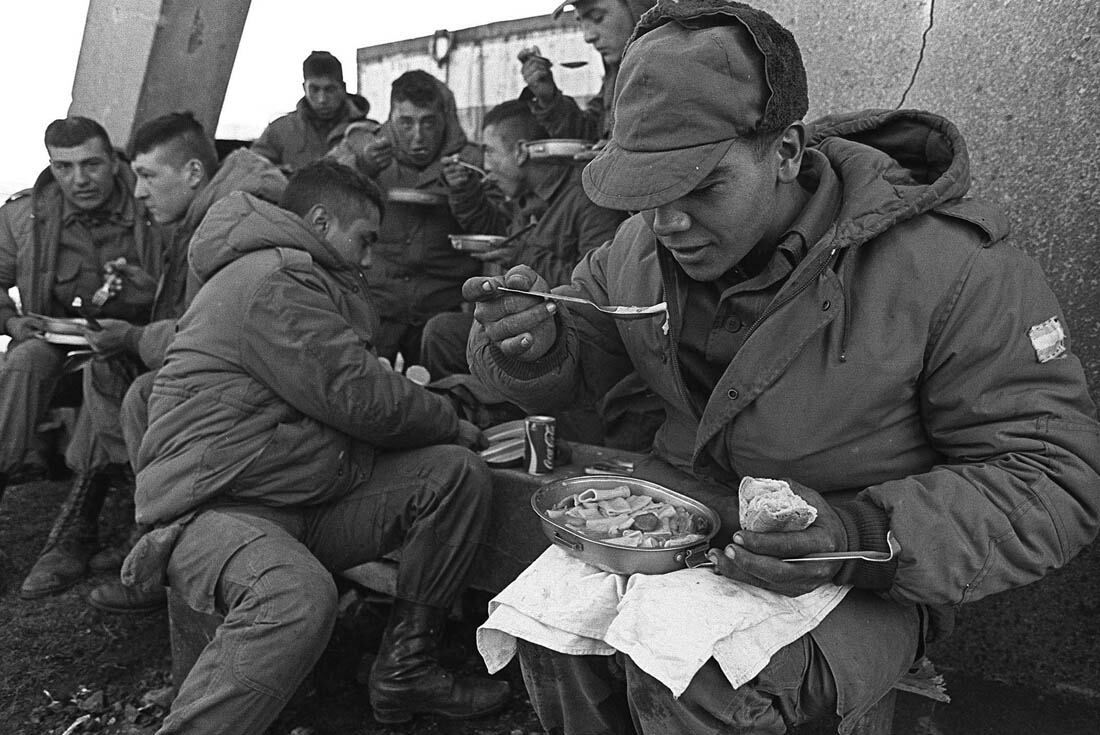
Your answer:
807,108 -> 1001,249
188,191 -> 350,284
181,148 -> 288,236
381,75 -> 469,166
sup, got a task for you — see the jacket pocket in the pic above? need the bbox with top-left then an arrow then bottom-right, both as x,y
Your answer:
51,255 -> 86,308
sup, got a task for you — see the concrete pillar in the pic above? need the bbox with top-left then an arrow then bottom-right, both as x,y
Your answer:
69,0 -> 251,150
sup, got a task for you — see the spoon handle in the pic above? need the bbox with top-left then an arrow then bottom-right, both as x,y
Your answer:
496,286 -> 590,306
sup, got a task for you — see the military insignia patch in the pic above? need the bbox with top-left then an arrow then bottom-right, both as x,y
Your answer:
1028,317 -> 1066,363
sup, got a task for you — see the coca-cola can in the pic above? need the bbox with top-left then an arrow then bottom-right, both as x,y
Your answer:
524,415 -> 556,475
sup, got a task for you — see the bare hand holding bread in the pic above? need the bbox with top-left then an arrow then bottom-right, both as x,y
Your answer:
708,477 -> 851,596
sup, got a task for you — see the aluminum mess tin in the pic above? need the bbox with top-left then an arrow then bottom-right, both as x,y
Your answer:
387,188 -> 447,206
449,234 -> 506,253
38,316 -> 89,335
531,475 -> 719,575
520,138 -> 591,161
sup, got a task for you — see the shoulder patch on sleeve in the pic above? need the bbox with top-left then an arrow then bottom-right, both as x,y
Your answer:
932,197 -> 1010,245
275,247 -> 314,272
1029,317 -> 1067,363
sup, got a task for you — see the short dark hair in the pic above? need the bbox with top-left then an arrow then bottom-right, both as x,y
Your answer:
280,159 -> 384,225
303,50 -> 342,81
482,99 -> 549,144
131,112 -> 218,177
44,116 -> 113,153
390,70 -> 443,111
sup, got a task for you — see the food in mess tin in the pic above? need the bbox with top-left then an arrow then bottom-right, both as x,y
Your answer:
545,485 -> 711,548
738,477 -> 818,533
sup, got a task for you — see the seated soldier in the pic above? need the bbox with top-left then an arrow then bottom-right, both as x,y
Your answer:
423,98 -> 625,379
465,2 -> 1100,733
123,160 -> 510,732
518,0 -> 653,143
73,111 -> 286,613
0,116 -> 158,596
328,70 -> 486,365
251,50 -> 371,173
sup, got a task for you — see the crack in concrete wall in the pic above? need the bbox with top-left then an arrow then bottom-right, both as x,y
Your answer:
897,0 -> 936,108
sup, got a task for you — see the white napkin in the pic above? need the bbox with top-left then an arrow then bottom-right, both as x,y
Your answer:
478,546 -> 850,697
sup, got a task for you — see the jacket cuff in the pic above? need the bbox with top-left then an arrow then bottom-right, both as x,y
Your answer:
0,307 -> 18,335
520,85 -> 565,115
447,178 -> 486,208
832,497 -> 897,590
123,325 -> 145,357
486,323 -> 569,381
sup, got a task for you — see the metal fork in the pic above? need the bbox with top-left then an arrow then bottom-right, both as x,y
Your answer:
91,257 -> 126,307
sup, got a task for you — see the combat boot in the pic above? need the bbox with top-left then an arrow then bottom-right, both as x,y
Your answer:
87,578 -> 167,614
20,471 -> 111,599
368,599 -> 511,723
89,493 -> 139,573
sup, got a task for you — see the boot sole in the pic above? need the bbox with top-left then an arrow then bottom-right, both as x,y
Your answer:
372,698 -> 509,724
86,596 -> 166,615
19,577 -> 80,600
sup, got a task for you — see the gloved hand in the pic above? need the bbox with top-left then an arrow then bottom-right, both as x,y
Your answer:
5,314 -> 45,341
455,419 -> 489,451
84,318 -> 136,354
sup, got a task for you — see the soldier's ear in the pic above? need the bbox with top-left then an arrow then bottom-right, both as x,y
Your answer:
305,204 -> 330,236
775,122 -> 806,184
184,158 -> 207,189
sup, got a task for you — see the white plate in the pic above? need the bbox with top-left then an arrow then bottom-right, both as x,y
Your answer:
42,332 -> 90,346
27,314 -> 88,335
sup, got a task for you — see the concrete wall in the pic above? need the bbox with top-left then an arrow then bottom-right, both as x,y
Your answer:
70,0 -> 251,150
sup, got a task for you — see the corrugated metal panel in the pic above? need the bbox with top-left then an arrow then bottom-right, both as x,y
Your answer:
356,13 -> 602,141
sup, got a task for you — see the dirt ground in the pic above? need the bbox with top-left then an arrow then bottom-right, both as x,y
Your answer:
8,477 -> 1100,735
0,478 -> 542,735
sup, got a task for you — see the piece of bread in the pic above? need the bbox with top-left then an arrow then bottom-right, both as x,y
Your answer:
738,477 -> 818,533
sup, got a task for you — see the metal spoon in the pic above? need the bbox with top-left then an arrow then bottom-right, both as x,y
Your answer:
782,531 -> 901,563
526,52 -> 588,69
447,156 -> 488,178
688,531 -> 901,569
496,286 -> 668,320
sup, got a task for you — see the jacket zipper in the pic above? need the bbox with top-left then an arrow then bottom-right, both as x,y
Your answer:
658,248 -> 702,421
741,246 -> 840,345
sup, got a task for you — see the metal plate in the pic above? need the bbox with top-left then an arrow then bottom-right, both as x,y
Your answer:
479,419 -> 526,466
387,188 -> 447,206
532,475 -> 719,575
30,315 -> 88,335
449,234 -> 506,253
41,332 -> 89,346
521,139 -> 591,161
